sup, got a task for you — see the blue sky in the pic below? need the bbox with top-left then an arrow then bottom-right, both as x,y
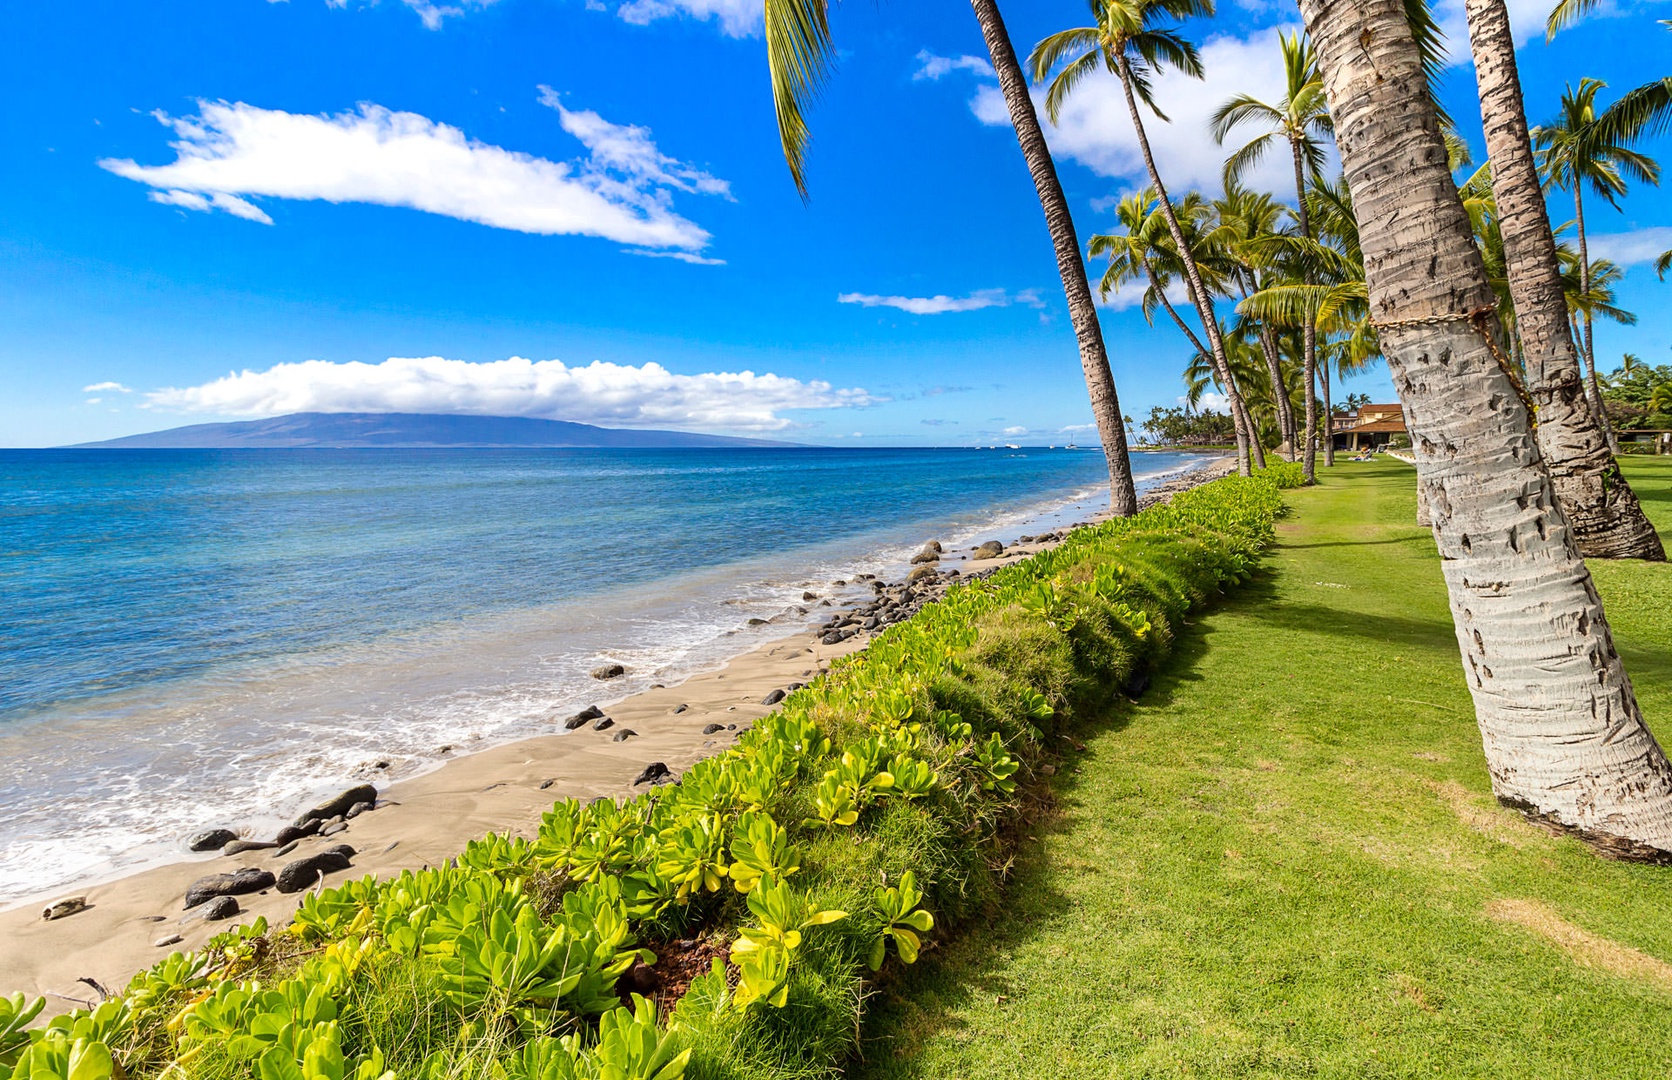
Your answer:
1,0 -> 1668,447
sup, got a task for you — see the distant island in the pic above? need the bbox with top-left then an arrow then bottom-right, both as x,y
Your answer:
69,413 -> 797,449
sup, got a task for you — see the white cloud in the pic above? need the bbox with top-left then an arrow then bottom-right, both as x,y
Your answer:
914,50 -> 995,81
613,0 -> 760,37
1059,423 -> 1097,432
971,28 -> 1331,198
837,288 -> 1041,315
1429,0 -> 1656,56
1589,226 -> 1672,268
1180,391 -> 1232,412
1002,425 -> 1029,436
100,95 -> 727,254
1093,274 -> 1192,313
143,356 -> 882,432
541,87 -> 731,200
626,248 -> 727,265
401,0 -> 500,30
82,381 -> 134,393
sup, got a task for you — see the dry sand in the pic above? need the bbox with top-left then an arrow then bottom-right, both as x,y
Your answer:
0,455 -> 1235,1004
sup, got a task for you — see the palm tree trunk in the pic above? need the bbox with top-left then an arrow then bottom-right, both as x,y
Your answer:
1464,0 -> 1661,559
1242,272 -> 1297,459
1571,187 -> 1622,455
1290,139 -> 1321,476
1301,0 -> 1672,857
1259,326 -> 1297,459
1318,358 -> 1335,465
1302,333 -> 1319,482
968,0 -> 1138,515
1115,53 -> 1252,477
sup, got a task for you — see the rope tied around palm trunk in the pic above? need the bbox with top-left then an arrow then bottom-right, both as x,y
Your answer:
1371,303 -> 1536,416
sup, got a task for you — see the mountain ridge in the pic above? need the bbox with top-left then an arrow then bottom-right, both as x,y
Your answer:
69,413 -> 800,449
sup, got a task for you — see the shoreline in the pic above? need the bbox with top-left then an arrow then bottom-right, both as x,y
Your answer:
0,454 -> 1234,1001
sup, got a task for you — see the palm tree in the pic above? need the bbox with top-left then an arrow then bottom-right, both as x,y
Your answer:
1299,0 -> 1672,853
1533,79 -> 1661,453
757,0 -> 1139,515
1213,184 -> 1302,457
1459,0 -> 1663,558
1090,188 -> 1266,467
1029,0 -> 1258,477
1209,30 -> 1332,479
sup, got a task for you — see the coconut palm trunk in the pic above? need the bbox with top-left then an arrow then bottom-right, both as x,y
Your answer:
1261,329 -> 1298,459
1289,141 -> 1324,478
1113,54 -> 1253,475
969,0 -> 1139,514
1465,0 -> 1661,558
1300,0 -> 1672,855
1571,190 -> 1622,454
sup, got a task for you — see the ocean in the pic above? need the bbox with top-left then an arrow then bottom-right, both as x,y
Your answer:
0,446 -> 1201,905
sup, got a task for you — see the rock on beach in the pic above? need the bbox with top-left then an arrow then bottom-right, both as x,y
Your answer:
276,847 -> 355,893
185,868 -> 275,909
188,829 -> 238,853
295,784 -> 378,827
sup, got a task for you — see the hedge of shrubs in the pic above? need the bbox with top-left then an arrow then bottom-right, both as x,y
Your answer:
0,465 -> 1301,1080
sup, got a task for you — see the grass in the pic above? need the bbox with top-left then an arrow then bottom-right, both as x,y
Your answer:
853,456 -> 1672,1080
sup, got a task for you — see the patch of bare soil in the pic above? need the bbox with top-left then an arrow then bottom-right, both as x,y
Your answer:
1487,898 -> 1672,992
1427,779 -> 1536,848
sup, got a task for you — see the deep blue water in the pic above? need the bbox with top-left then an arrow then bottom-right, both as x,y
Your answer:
0,446 -> 1199,902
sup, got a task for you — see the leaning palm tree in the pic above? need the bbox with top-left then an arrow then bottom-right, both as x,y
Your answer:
758,0 -> 1138,515
1209,30 -> 1332,478
1533,78 -> 1661,453
1029,0 -> 1257,477
1299,0 -> 1672,854
1462,0 -> 1663,556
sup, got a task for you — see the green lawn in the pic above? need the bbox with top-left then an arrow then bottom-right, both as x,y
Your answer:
854,457 -> 1672,1080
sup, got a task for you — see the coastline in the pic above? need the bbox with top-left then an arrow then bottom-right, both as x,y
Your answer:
0,454 -> 1235,1001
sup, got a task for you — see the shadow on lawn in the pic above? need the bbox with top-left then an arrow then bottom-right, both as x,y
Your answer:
849,586 -> 1238,1075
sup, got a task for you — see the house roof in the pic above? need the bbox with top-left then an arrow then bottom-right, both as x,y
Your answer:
1341,419 -> 1409,434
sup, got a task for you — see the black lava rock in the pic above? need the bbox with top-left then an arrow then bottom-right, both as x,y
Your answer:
702,723 -> 724,735
188,829 -> 238,853
762,688 -> 787,706
275,851 -> 353,894
592,716 -> 615,732
592,664 -> 626,680
633,762 -> 672,786
295,784 -> 378,828
345,801 -> 374,819
612,729 -> 637,742
200,896 -> 240,921
184,868 -> 275,909
222,839 -> 277,856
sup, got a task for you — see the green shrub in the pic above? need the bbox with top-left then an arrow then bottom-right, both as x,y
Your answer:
3,474 -> 1288,1080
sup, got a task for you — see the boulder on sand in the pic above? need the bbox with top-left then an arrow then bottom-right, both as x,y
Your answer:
971,541 -> 1005,560
633,762 -> 672,786
188,828 -> 238,853
185,867 -> 275,909
910,551 -> 939,564
295,784 -> 378,827
199,896 -> 240,921
276,850 -> 354,894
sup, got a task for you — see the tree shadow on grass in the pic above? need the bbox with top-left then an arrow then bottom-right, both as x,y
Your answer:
848,591 -> 1238,1077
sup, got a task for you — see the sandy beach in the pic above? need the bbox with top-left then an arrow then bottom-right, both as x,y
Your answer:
0,455 -> 1235,1003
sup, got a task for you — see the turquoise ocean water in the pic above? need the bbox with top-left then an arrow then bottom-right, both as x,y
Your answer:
0,447 -> 1199,903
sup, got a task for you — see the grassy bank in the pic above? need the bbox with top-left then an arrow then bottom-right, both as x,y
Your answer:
856,457 -> 1672,1079
0,469 -> 1301,1080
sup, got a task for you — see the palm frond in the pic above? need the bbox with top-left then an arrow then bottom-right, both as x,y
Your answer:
1546,0 -> 1604,41
763,0 -> 835,197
